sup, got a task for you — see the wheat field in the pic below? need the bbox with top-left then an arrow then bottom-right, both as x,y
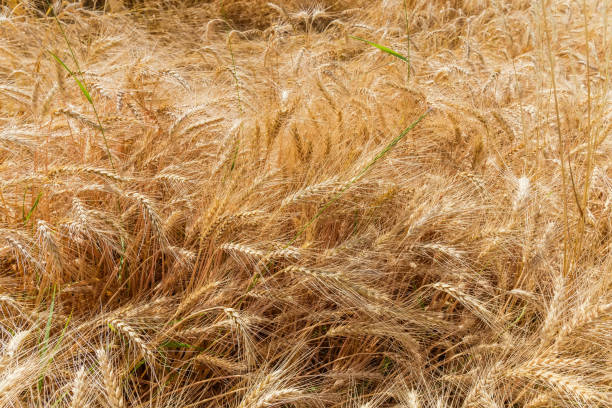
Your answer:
0,0 -> 610,407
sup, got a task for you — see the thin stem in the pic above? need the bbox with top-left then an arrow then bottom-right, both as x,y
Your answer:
403,0 -> 411,83
577,0 -> 594,256
227,36 -> 243,115
541,0 -> 570,277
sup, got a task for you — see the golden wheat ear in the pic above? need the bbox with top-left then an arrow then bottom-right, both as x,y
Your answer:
69,366 -> 87,408
97,348 -> 126,408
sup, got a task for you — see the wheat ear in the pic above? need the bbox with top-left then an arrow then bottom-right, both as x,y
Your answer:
97,348 -> 126,408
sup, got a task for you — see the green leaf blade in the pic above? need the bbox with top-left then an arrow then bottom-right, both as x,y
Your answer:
23,191 -> 42,226
48,51 -> 93,103
41,285 -> 56,358
349,35 -> 409,63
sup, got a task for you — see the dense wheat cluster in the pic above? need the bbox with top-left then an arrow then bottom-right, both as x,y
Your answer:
0,0 -> 610,406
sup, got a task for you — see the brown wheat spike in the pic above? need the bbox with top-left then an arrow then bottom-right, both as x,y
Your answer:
69,366 -> 87,408
168,105 -> 209,136
57,108 -> 103,130
121,297 -> 171,318
315,76 -> 337,111
154,173 -> 188,185
36,220 -> 63,275
162,210 -> 184,235
97,348 -> 125,408
492,110 -> 515,140
0,85 -> 31,106
3,232 -> 44,274
200,210 -> 264,243
507,366 -> 609,405
48,165 -> 129,183
160,69 -> 191,92
124,191 -> 167,244
180,117 -> 224,136
31,78 -> 40,116
106,318 -> 155,362
430,282 -> 501,331
210,137 -> 240,177
540,274 -> 566,343
0,330 -> 30,369
195,352 -> 247,373
267,246 -> 300,260
177,319 -> 232,339
221,242 -> 266,258
291,125 -> 305,162
40,84 -> 59,117
91,36 -> 124,57
253,388 -> 303,408
174,280 -> 224,318
283,265 -> 390,304
554,302 -> 612,347
0,364 -> 32,405
508,289 -> 542,311
463,382 -> 500,408
188,198 -> 222,242
236,370 -> 281,408
280,177 -> 341,207
222,307 -> 257,366
266,107 -> 292,149
215,210 -> 264,238
524,394 -> 552,408
328,323 -> 421,359
0,128 -> 36,150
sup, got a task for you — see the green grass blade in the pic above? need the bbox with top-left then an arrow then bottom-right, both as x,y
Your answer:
50,312 -> 71,356
49,11 -> 115,170
350,35 -> 409,63
48,51 -> 92,104
49,48 -> 115,170
159,340 -> 201,350
118,236 -> 126,282
21,189 -> 26,223
23,191 -> 42,226
49,391 -> 69,408
41,285 -> 56,357
38,285 -> 57,391
39,310 -> 71,393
